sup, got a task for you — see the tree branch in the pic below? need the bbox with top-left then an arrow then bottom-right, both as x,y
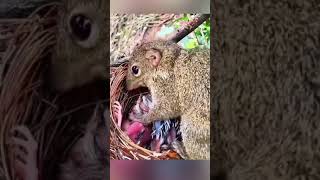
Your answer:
169,14 -> 210,43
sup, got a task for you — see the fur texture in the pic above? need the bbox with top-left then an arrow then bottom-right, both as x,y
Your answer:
213,1 -> 320,179
126,41 -> 210,159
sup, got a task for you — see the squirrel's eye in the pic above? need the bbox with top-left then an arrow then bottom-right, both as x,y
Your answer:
131,65 -> 141,76
70,14 -> 92,41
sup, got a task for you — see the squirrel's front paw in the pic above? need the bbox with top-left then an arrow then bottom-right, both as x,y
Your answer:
8,126 -> 39,180
112,101 -> 123,127
171,140 -> 189,160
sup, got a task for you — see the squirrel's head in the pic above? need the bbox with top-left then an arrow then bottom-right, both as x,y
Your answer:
126,40 -> 181,91
49,0 -> 108,92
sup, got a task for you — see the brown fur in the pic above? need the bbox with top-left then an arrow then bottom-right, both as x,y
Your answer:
126,40 -> 210,160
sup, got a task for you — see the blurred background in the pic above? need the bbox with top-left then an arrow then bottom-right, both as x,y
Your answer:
111,160 -> 210,180
111,0 -> 210,14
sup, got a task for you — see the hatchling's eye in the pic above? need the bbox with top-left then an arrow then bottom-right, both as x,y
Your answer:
70,14 -> 92,41
131,65 -> 141,77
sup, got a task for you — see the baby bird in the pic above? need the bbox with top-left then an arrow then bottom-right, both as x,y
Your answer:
113,98 -> 152,147
113,93 -> 183,155
151,120 -> 181,153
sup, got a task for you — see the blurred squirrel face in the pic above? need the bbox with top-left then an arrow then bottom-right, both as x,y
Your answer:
70,14 -> 92,41
68,11 -> 100,48
65,1 -> 107,48
50,0 -> 108,92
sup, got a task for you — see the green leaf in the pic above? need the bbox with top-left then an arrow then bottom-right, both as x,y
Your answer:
184,39 -> 198,49
172,14 -> 210,49
172,16 -> 189,23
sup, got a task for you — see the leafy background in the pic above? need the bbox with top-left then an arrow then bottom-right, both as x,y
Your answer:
157,14 -> 210,49
110,14 -> 210,64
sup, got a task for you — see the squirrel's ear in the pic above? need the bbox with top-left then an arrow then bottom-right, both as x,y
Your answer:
145,48 -> 162,67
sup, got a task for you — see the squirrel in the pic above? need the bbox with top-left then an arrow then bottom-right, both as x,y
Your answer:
126,40 -> 210,160
49,0 -> 108,92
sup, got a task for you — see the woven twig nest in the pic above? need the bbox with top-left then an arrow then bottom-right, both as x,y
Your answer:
110,62 -> 181,160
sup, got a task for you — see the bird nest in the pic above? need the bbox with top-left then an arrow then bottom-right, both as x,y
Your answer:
0,3 -> 105,180
110,62 -> 182,160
